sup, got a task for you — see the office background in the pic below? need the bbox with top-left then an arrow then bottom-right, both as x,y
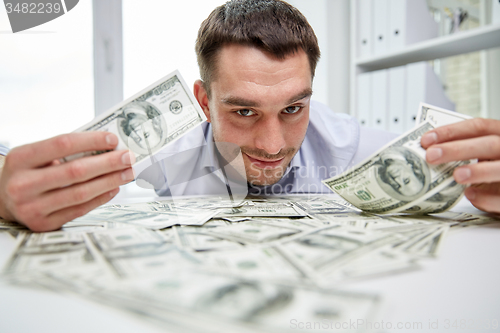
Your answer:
1,0 -> 499,149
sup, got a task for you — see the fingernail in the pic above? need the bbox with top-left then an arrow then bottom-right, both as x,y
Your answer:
121,168 -> 134,181
421,132 -> 438,146
121,152 -> 136,165
106,134 -> 118,146
426,147 -> 442,162
465,187 -> 476,200
454,168 -> 471,183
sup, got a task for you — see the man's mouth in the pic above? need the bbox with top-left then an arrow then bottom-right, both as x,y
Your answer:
245,153 -> 285,169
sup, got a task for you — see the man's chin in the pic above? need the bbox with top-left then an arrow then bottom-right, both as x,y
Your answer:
243,154 -> 293,186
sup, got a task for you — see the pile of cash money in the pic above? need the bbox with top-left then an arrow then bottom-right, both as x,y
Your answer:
1,194 -> 496,332
1,70 -> 497,331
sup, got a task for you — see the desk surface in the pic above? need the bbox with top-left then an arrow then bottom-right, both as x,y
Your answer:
1,198 -> 499,333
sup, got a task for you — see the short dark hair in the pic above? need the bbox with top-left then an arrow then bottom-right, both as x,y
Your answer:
195,0 -> 321,96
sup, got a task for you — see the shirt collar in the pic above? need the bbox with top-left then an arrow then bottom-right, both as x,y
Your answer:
200,123 -> 219,170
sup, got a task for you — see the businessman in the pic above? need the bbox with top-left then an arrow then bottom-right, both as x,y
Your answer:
0,0 -> 499,232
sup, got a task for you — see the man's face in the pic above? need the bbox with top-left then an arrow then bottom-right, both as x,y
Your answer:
386,161 -> 423,197
201,45 -> 312,186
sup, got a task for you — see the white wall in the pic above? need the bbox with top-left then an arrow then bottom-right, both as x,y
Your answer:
0,2 -> 94,149
122,0 -> 227,100
288,0 -> 351,113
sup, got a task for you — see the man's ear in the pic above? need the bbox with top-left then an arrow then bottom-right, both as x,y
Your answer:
194,80 -> 211,123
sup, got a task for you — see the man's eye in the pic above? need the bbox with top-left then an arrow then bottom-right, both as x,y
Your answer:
236,109 -> 255,117
284,106 -> 301,114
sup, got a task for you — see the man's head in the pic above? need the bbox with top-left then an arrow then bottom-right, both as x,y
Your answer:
194,0 -> 320,186
196,0 -> 320,97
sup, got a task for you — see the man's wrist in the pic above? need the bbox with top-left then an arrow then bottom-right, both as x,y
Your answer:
0,155 -> 6,220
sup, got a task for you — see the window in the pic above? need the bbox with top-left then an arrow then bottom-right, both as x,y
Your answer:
0,1 -> 94,149
122,0 -> 227,99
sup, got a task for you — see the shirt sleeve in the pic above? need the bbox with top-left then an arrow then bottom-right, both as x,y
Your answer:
0,144 -> 9,156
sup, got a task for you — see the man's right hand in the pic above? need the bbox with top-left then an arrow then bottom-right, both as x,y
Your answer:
0,132 -> 135,232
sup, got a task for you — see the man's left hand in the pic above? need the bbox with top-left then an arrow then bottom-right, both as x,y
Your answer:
421,118 -> 500,214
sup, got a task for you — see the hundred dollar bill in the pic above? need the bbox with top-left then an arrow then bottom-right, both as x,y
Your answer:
322,121 -> 470,214
395,178 -> 465,214
215,202 -> 307,218
107,198 -> 251,214
63,70 -> 206,167
0,218 -> 28,231
95,271 -> 379,332
206,220 -> 303,244
394,104 -> 474,213
292,197 -> 360,215
2,231 -> 95,277
276,225 -> 401,282
417,102 -> 472,126
76,205 -> 217,230
84,227 -> 200,279
174,226 -> 244,251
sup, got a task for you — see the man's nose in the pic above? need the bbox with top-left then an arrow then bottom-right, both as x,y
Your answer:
254,116 -> 286,155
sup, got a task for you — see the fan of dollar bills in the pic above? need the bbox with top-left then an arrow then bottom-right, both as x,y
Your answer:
323,103 -> 474,215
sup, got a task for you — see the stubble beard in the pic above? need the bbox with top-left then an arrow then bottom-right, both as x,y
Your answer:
211,119 -> 302,187
241,146 -> 297,186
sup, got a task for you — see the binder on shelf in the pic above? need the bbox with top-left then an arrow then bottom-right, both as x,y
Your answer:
357,72 -> 372,128
388,0 -> 438,52
358,0 -> 373,57
493,0 -> 500,25
388,66 -> 406,134
373,0 -> 389,55
405,62 -> 455,131
371,69 -> 388,131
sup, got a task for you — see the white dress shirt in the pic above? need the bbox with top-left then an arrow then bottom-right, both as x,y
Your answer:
0,145 -> 8,156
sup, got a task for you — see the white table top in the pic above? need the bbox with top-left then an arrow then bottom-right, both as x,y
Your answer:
1,198 -> 498,333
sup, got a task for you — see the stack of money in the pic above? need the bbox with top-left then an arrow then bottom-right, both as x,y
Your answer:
1,194 -> 496,332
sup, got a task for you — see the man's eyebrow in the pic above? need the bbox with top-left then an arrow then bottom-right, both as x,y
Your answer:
221,96 -> 259,107
220,88 -> 313,108
286,88 -> 313,105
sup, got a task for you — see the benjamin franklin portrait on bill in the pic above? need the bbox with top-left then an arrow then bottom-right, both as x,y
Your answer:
194,281 -> 292,321
376,147 -> 431,201
117,101 -> 168,155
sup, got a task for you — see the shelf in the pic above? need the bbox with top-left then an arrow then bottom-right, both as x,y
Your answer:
355,24 -> 500,72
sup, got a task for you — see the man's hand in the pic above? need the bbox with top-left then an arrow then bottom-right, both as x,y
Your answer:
0,132 -> 135,232
421,118 -> 500,214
